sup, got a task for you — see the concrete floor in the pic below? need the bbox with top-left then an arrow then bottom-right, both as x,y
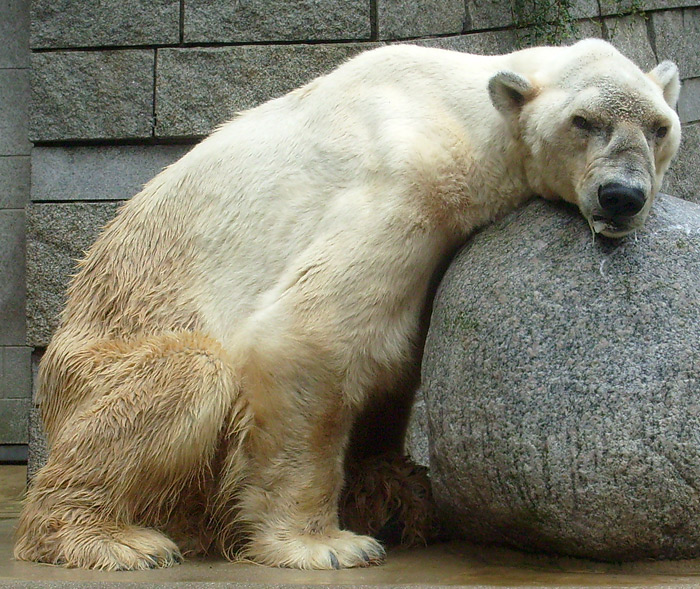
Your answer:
4,466 -> 700,588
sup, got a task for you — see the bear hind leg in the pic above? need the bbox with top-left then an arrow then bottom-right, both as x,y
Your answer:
14,331 -> 249,570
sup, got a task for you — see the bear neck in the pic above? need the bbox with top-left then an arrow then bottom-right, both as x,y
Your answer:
436,118 -> 536,240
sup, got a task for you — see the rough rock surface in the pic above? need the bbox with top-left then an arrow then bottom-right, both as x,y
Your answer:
422,193 -> 700,561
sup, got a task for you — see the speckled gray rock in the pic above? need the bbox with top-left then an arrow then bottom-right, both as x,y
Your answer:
26,202 -> 121,347
423,193 -> 700,561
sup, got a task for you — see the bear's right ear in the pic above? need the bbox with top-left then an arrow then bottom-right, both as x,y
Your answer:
488,71 -> 537,125
647,61 -> 680,109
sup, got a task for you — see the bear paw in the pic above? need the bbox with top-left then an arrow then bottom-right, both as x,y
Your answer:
245,529 -> 385,569
49,525 -> 183,571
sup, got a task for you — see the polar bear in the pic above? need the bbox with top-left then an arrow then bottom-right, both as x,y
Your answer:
15,39 -> 680,571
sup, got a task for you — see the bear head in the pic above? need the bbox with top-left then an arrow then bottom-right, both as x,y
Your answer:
489,39 -> 681,238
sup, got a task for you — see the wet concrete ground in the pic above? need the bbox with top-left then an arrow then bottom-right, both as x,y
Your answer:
3,465 -> 700,588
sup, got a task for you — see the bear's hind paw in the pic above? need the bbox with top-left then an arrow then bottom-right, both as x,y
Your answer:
18,524 -> 185,571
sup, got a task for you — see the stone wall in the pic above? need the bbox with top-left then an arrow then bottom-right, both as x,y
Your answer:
0,0 -> 31,461
7,0 -> 700,463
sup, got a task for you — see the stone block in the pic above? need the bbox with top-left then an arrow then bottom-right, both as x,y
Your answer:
605,13 -> 657,71
465,0 -> 515,30
663,121 -> 700,203
423,194 -> 700,560
0,399 -> 30,444
0,69 -> 30,156
184,0 -> 370,43
156,44 -> 377,137
652,7 -> 700,79
678,77 -> 700,124
460,0 -> 597,36
600,0 -> 698,16
0,347 -> 31,399
31,50 -> 155,142
26,202 -> 121,347
0,0 -> 29,68
0,156 -> 30,209
31,145 -> 192,202
411,20 -> 603,55
377,0 -> 465,39
27,405 -> 48,481
405,390 -> 429,467
409,30 -> 520,55
0,210 -> 26,346
27,351 -> 47,480
515,17 -> 602,46
31,0 -> 179,49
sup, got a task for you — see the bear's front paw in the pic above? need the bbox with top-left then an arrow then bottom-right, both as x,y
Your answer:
244,529 -> 385,569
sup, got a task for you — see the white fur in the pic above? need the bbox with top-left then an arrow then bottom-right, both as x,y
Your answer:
15,39 -> 681,571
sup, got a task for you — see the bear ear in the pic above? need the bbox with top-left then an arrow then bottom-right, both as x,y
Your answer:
488,70 -> 537,123
647,61 -> 681,109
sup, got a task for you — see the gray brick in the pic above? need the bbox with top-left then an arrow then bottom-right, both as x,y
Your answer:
156,44 -> 377,138
0,69 -> 31,156
31,0 -> 179,49
600,0 -> 698,16
409,30 -> 520,54
566,17 -> 605,41
514,17 -> 603,46
652,7 -> 700,79
0,210 -> 26,346
31,349 -> 39,405
605,14 -> 657,71
465,0 -> 515,30
663,121 -> 700,204
678,77 -> 700,124
0,398 -> 30,444
459,0 -> 598,35
31,50 -> 155,142
0,0 -> 29,68
0,347 -> 31,399
0,156 -> 30,209
184,0 -> 370,43
28,405 -> 48,480
31,145 -> 192,203
26,202 -> 120,347
377,0 -> 466,39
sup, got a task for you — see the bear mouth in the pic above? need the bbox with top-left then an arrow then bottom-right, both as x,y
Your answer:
590,214 -> 636,238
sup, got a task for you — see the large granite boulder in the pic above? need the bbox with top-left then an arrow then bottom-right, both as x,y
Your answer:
422,193 -> 700,561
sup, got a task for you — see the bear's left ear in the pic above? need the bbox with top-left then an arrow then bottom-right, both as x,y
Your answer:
647,61 -> 680,109
488,70 -> 538,125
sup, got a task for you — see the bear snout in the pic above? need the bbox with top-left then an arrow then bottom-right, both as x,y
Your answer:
597,182 -> 646,218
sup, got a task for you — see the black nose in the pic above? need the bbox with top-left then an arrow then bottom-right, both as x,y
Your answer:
598,183 -> 646,217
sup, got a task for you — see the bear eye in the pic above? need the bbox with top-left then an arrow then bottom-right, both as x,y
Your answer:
655,126 -> 668,139
572,115 -> 594,132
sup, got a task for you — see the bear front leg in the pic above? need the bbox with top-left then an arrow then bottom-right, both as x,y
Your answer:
238,409 -> 385,569
214,348 -> 385,569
